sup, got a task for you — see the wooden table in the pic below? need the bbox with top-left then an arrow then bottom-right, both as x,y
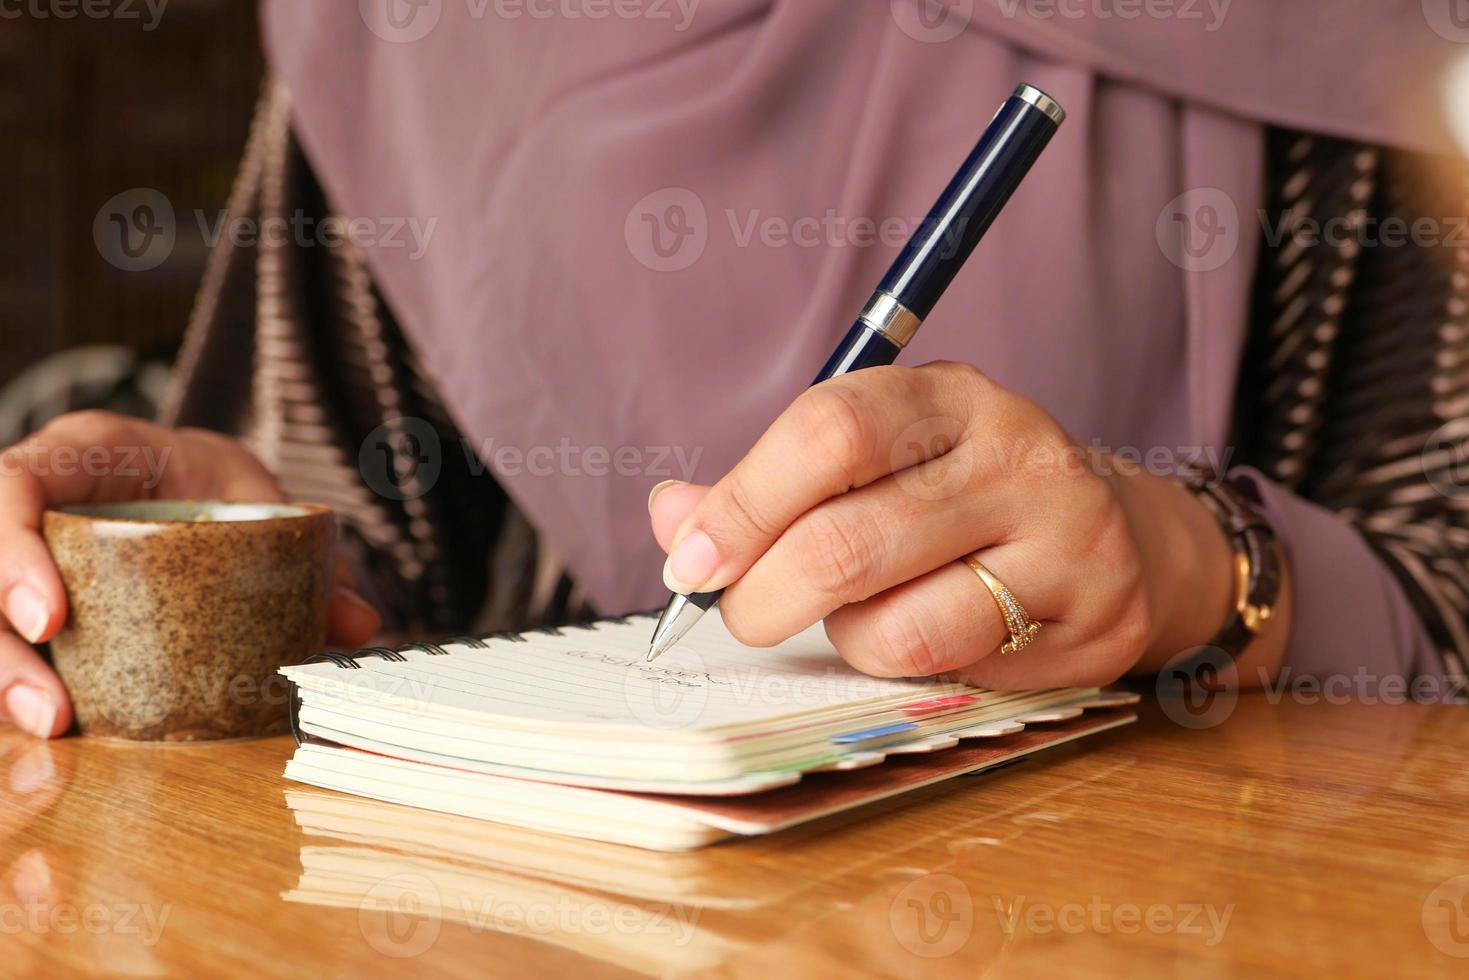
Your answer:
1,693 -> 1466,977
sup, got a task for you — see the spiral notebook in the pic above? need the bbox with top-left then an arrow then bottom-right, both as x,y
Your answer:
281,612 -> 1136,850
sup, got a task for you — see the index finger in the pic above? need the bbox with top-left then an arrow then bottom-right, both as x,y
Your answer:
661,361 -> 993,596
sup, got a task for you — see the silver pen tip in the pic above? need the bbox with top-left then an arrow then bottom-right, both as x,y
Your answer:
644,637 -> 674,663
644,593 -> 704,662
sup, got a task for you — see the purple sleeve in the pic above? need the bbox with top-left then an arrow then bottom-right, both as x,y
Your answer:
1233,467 -> 1448,698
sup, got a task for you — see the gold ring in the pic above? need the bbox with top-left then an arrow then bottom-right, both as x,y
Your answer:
961,556 -> 1042,655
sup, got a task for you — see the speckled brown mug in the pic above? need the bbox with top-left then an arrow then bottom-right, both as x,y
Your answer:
41,501 -> 335,742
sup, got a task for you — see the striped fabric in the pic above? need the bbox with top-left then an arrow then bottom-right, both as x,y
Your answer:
163,82 -> 1469,681
1239,131 -> 1469,686
159,81 -> 590,635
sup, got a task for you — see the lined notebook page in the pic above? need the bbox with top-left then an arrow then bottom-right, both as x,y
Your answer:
282,613 -> 976,735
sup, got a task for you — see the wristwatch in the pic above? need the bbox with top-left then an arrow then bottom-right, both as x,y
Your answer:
1175,465 -> 1283,660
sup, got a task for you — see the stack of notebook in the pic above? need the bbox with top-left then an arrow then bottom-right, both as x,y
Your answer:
281,612 -> 1135,850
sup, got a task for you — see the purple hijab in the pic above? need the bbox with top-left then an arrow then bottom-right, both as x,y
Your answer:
263,1 -> 1465,679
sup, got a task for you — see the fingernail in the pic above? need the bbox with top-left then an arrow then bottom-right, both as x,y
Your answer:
664,530 -> 719,594
647,480 -> 683,514
5,585 -> 48,644
5,685 -> 56,740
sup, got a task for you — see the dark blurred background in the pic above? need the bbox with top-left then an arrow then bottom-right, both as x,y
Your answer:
1,2 -> 261,442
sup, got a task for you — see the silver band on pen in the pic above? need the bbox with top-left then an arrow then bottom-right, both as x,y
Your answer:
858,290 -> 923,348
1013,84 -> 1066,126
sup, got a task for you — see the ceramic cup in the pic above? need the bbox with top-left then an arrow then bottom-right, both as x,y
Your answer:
41,501 -> 335,742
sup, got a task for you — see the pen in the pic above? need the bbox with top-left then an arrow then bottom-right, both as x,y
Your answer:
646,83 -> 1066,662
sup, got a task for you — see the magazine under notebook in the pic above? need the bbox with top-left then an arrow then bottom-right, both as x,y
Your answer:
280,611 -> 1136,849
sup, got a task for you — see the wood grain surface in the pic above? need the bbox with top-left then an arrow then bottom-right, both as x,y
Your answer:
1,693 -> 1466,977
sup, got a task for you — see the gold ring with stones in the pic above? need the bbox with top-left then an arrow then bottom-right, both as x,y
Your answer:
961,555 -> 1042,655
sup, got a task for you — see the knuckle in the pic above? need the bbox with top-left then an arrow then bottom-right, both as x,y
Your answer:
973,410 -> 1063,484
932,359 -> 990,393
794,509 -> 883,601
1113,595 -> 1155,657
720,470 -> 785,540
1077,534 -> 1150,649
1083,494 -> 1143,579
867,599 -> 949,677
1016,417 -> 1075,480
934,360 -> 999,414
795,383 -> 877,482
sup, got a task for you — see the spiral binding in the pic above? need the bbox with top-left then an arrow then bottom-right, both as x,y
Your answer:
288,612 -> 655,745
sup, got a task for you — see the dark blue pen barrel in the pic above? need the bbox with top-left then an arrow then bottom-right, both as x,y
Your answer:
813,321 -> 904,383
877,90 -> 1062,321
